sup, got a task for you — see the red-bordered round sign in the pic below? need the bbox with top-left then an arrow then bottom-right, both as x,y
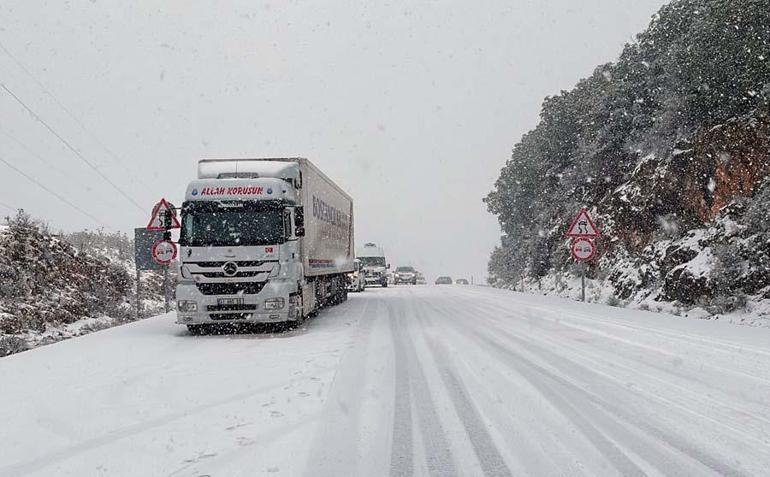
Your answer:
151,239 -> 177,265
571,238 -> 596,262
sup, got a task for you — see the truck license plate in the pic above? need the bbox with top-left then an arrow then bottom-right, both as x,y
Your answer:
218,298 -> 244,306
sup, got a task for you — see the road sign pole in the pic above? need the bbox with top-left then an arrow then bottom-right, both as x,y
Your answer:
135,268 -> 141,320
145,199 -> 180,315
163,266 -> 170,313
567,208 -> 600,304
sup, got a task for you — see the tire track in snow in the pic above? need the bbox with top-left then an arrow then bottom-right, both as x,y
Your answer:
413,301 -> 577,475
470,323 -> 750,477
409,295 -> 514,476
478,302 -> 770,442
431,291 -> 756,475
465,295 -> 770,453
387,298 -> 457,477
422,293 -> 692,476
474,298 -> 770,388
420,332 -> 513,477
389,299 -> 414,477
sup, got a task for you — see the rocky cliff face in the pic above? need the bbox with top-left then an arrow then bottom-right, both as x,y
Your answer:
599,111 -> 770,307
486,0 -> 770,323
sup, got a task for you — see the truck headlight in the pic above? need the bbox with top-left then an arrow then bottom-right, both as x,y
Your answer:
264,298 -> 285,310
177,300 -> 198,312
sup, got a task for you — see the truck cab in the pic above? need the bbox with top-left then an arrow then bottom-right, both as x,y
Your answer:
357,243 -> 389,287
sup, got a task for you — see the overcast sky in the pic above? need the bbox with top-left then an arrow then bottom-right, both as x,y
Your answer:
0,0 -> 666,281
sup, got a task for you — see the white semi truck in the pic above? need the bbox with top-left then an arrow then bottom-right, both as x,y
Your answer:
176,158 -> 354,333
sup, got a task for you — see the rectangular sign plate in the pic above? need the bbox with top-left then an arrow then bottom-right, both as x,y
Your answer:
135,228 -> 165,271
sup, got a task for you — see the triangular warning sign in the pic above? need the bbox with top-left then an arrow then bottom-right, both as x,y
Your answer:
566,208 -> 600,238
147,198 -> 181,231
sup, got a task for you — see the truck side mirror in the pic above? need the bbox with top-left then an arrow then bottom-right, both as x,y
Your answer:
295,206 -> 305,237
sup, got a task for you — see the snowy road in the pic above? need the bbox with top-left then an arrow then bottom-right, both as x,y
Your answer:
2,286 -> 770,476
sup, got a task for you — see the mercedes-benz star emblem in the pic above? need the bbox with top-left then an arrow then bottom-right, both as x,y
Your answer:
223,262 -> 238,277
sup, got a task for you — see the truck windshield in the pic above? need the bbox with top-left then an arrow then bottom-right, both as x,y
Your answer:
396,266 -> 414,272
359,257 -> 386,267
179,201 -> 285,246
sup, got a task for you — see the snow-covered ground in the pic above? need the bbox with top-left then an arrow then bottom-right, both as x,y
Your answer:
1,286 -> 770,476
514,270 -> 770,328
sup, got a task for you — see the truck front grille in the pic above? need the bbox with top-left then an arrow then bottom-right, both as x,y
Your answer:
189,261 -> 266,268
199,271 -> 262,279
196,282 -> 266,295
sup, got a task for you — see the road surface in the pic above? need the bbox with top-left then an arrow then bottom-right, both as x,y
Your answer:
2,286 -> 770,476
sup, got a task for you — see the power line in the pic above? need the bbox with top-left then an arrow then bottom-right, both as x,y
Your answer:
0,199 -> 17,213
0,154 -> 108,227
0,127 -> 127,213
0,127 -> 77,180
0,82 -> 145,213
0,39 -> 157,195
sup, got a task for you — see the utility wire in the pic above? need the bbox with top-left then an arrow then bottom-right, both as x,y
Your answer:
0,39 -> 157,195
0,199 -> 17,213
0,127 -> 128,213
0,127 -> 77,180
0,82 -> 145,213
0,154 -> 108,227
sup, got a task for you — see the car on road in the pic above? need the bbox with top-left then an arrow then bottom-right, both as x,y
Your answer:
435,276 -> 453,285
456,278 -> 469,285
394,266 -> 417,285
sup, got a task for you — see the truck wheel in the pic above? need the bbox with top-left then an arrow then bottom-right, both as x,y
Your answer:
382,282 -> 388,288
290,313 -> 305,329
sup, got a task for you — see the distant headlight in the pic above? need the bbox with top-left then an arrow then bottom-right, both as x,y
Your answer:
177,300 -> 198,312
264,298 -> 285,310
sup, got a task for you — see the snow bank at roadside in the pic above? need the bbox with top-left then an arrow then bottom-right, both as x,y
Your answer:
508,273 -> 770,329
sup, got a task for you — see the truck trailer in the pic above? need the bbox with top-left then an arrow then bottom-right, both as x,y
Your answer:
176,158 -> 354,333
